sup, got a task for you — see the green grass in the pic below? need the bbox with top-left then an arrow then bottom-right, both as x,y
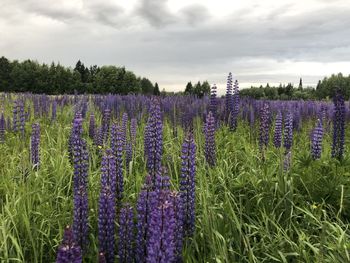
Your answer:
1,102 -> 350,262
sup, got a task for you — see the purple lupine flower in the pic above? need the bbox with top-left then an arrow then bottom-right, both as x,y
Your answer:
170,191 -> 184,262
273,111 -> 283,148
284,112 -> 293,152
311,119 -> 323,160
81,98 -> 88,119
209,84 -> 217,121
30,123 -> 40,168
259,102 -> 270,151
52,100 -> 57,122
94,126 -> 104,148
89,113 -> 95,139
56,226 -> 82,263
225,73 -> 233,124
110,124 -> 124,205
332,90 -> 345,159
0,113 -> 5,143
118,203 -> 134,263
136,176 -> 158,262
71,115 -> 89,250
204,111 -> 216,166
146,191 -> 177,263
130,118 -> 137,146
121,112 -> 128,149
154,169 -> 171,192
180,132 -> 196,237
230,79 -> 240,131
145,99 -> 163,180
98,149 -> 117,263
102,108 -> 111,144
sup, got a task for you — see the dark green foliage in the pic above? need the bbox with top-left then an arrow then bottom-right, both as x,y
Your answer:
153,82 -> 160,96
241,73 -> 350,100
184,80 -> 210,98
185,82 -> 193,95
140,77 -> 154,94
0,56 -> 152,94
240,83 -> 317,100
315,73 -> 350,99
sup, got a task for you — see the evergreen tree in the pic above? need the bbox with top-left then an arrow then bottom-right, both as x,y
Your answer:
153,82 -> 160,96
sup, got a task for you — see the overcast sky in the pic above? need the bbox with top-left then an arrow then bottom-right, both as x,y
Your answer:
1,0 -> 350,93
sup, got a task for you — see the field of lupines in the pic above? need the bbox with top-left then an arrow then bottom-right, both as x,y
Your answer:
1,73 -> 350,262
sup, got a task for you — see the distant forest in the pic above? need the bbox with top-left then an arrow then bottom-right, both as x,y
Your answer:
0,56 -> 349,99
0,56 -> 160,95
239,74 -> 350,100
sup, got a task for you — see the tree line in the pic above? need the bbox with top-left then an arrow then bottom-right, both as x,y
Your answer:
239,74 -> 350,100
184,81 -> 211,98
0,56 -> 160,95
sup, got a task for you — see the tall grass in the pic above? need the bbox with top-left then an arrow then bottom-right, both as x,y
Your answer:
0,101 -> 350,262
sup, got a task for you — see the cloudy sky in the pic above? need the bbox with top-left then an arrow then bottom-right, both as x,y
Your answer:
1,0 -> 350,93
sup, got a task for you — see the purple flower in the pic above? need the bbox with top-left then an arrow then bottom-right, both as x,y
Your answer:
118,203 -> 134,263
180,132 -> 196,237
204,111 -> 216,166
332,90 -> 345,159
284,112 -> 293,152
209,84 -> 217,121
71,115 -> 89,250
259,103 -> 270,151
145,99 -> 163,180
30,123 -> 40,168
98,149 -> 117,263
170,191 -> 184,262
94,126 -> 103,148
154,169 -> 171,192
273,111 -> 282,148
110,124 -> 124,205
136,176 -> 158,262
230,79 -> 240,131
56,226 -> 82,263
102,108 -> 111,144
311,119 -> 323,160
225,72 -> 233,124
121,112 -> 128,149
146,192 -> 177,263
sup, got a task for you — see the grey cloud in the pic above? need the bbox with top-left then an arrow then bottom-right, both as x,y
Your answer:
179,4 -> 211,26
135,0 -> 176,27
18,0 -> 81,21
1,0 -> 350,91
84,2 -> 125,27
